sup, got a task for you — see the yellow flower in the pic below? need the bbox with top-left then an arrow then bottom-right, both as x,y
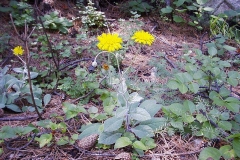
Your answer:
13,46 -> 24,56
131,30 -> 155,46
97,33 -> 123,52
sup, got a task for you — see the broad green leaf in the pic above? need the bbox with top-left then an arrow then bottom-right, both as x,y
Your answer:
183,72 -> 193,82
169,103 -> 187,116
233,138 -> 240,157
0,126 -> 17,139
178,83 -> 188,93
211,67 -> 220,76
223,45 -> 236,51
199,147 -> 221,160
220,112 -> 229,121
218,121 -> 232,131
103,117 -> 124,132
131,125 -> 154,138
131,108 -> 151,121
183,100 -> 196,114
140,117 -> 167,130
193,70 -> 203,79
88,106 -> 98,114
208,46 -> 217,56
182,114 -> 195,123
98,132 -> 122,145
15,126 -> 36,135
227,133 -> 240,139
139,100 -> 162,117
5,104 -> 21,112
200,122 -> 219,139
196,0 -> 208,5
170,121 -> 183,130
78,123 -> 101,139
167,80 -> 179,90
141,137 -> 156,150
186,5 -> 197,10
62,102 -> 87,120
35,133 -> 53,148
114,137 -> 132,149
196,114 -> 207,123
161,6 -> 173,13
228,71 -> 240,79
225,102 -> 239,113
115,107 -> 128,118
57,136 -> 69,146
174,0 -> 185,7
133,141 -> 147,150
43,94 -> 51,106
227,78 -> 238,86
219,87 -> 230,97
188,82 -> 199,93
173,15 -> 184,23
219,145 -> 236,159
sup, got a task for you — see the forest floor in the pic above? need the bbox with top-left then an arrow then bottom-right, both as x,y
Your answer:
0,0 -> 239,160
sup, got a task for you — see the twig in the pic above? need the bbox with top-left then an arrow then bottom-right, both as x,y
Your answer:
164,54 -> 176,69
0,115 -> 38,121
59,58 -> 93,71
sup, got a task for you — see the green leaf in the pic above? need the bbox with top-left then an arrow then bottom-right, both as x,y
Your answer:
57,136 -> 69,146
167,80 -> 179,90
225,102 -> 239,113
128,92 -> 143,104
218,121 -> 232,131
183,100 -> 196,114
103,117 -> 124,132
220,112 -> 229,121
78,123 -> 101,139
227,78 -> 238,86
219,145 -> 236,159
211,67 -> 220,76
35,133 -> 53,148
15,126 -> 36,135
140,137 -> 156,150
43,94 -> 51,106
114,137 -> 132,149
62,102 -> 87,120
133,141 -> 147,150
203,7 -> 214,11
0,126 -> 17,139
199,147 -> 221,160
182,114 -> 195,123
174,0 -> 185,7
161,6 -> 173,13
169,103 -> 187,116
140,117 -> 167,130
233,138 -> 240,157
188,82 -> 199,93
98,132 -> 122,145
173,15 -> 184,23
196,114 -> 207,123
186,5 -> 197,10
88,106 -> 98,114
131,125 -> 154,138
193,70 -> 203,79
131,108 -> 151,121
219,87 -> 230,97
139,100 -> 162,117
196,0 -> 208,5
223,45 -> 236,51
178,83 -> 188,94
208,46 -> 217,56
6,104 -> 22,112
170,121 -> 183,130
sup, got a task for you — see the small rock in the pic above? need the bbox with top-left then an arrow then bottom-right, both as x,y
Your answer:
77,134 -> 98,150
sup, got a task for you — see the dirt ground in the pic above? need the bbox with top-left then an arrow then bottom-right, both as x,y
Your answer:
0,0 -> 236,159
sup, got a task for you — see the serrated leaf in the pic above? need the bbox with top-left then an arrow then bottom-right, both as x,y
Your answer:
131,125 -> 154,138
98,132 -> 122,145
103,117 -> 124,132
139,100 -> 162,117
43,94 -> 51,106
35,133 -> 53,148
131,108 -> 151,121
114,137 -> 132,149
133,141 -> 147,150
199,147 -> 221,160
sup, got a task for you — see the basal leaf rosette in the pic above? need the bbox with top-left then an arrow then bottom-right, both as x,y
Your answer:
13,46 -> 24,56
97,33 -> 123,52
131,30 -> 155,46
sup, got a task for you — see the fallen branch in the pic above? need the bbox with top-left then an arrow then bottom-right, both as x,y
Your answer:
0,115 -> 38,121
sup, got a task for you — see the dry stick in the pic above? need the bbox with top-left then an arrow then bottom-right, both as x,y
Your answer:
0,115 -> 38,121
10,15 -> 43,120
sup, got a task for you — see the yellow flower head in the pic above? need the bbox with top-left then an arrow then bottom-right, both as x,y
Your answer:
97,33 -> 123,52
13,46 -> 24,56
131,30 -> 155,46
